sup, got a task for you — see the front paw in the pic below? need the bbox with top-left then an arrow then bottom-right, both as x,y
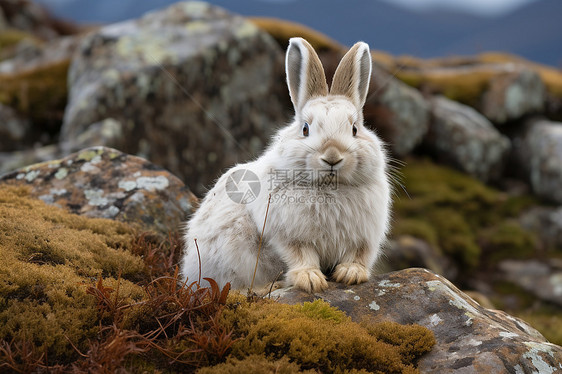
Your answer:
333,263 -> 369,285
287,267 -> 328,293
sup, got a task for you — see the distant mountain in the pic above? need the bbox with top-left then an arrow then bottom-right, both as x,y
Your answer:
36,0 -> 561,67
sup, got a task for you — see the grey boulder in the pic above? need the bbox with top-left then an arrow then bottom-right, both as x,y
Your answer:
61,1 -> 289,194
274,268 -> 562,373
425,95 -> 511,182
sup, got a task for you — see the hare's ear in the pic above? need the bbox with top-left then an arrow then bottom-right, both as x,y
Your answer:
286,37 -> 328,112
330,42 -> 372,109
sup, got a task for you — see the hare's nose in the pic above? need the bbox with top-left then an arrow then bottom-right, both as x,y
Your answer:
321,157 -> 343,167
320,145 -> 344,167
321,148 -> 344,167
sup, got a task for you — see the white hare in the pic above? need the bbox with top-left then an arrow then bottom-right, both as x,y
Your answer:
181,37 -> 391,293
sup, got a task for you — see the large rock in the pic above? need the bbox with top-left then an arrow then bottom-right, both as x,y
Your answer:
499,259 -> 562,308
0,146 -> 196,237
481,68 -> 545,125
367,64 -> 430,157
275,268 -> 562,373
425,95 -> 511,182
515,119 -> 562,203
60,1 -> 289,194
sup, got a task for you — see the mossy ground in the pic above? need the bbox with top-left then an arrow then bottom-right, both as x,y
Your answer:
0,185 -> 144,362
216,296 -> 434,374
392,158 -> 537,272
0,185 -> 435,372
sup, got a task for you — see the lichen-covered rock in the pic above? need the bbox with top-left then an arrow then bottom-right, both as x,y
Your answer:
425,95 -> 511,182
481,68 -> 545,125
367,64 -> 430,156
274,268 -> 562,373
0,146 -> 196,237
499,259 -> 562,308
515,119 -> 562,203
61,1 -> 288,194
0,103 -> 31,151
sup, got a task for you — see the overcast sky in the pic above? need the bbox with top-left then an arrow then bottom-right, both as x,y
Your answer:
39,0 -> 539,17
378,0 -> 538,16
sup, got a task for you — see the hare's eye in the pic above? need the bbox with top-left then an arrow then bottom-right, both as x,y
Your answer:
352,125 -> 358,137
303,122 -> 310,137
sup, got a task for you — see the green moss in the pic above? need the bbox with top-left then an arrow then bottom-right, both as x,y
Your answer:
197,354 -> 316,374
0,59 -> 70,128
427,209 -> 480,267
220,295 -> 434,374
393,159 -> 538,270
478,220 -> 537,263
0,186 -> 145,363
391,219 -> 438,248
0,29 -> 40,60
362,321 -> 438,363
395,69 -> 494,107
299,299 -> 348,323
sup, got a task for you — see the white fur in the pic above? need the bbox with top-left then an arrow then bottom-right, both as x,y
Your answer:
181,38 -> 391,293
